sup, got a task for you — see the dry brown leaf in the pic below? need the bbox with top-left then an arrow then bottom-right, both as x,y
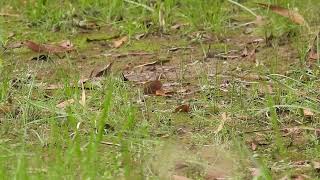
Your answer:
56,99 -> 75,108
143,80 -> 163,94
113,36 -> 128,48
303,108 -> 314,118
89,62 -> 113,78
172,175 -> 192,180
174,104 -> 190,113
24,40 -> 74,54
257,3 -> 306,25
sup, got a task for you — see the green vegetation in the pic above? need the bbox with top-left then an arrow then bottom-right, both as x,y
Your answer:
1,0 -> 320,179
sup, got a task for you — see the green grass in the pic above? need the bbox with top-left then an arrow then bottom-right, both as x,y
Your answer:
1,0 -> 320,179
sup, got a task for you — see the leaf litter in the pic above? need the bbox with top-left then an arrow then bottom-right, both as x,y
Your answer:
112,36 -> 128,48
3,2 -> 320,178
24,40 -> 75,54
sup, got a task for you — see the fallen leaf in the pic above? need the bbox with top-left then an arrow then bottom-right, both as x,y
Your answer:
303,108 -> 314,118
172,175 -> 191,180
56,99 -> 75,108
89,62 -> 113,78
143,80 -> 162,94
257,3 -> 306,25
174,104 -> 190,113
24,40 -> 75,54
113,36 -> 128,48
